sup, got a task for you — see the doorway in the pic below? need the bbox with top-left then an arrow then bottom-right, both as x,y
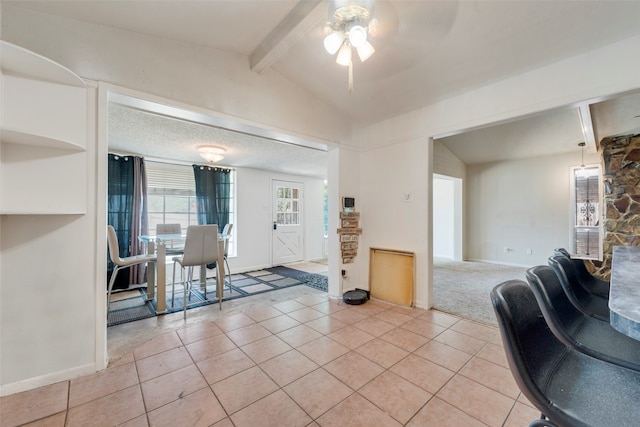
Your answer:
272,180 -> 304,265
433,174 -> 462,261
101,86 -> 328,363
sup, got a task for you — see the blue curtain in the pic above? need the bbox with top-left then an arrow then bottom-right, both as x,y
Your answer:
193,165 -> 231,228
193,165 -> 231,268
108,154 -> 149,289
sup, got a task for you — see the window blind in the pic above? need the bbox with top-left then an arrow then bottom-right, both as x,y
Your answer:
572,166 -> 601,260
146,161 -> 195,196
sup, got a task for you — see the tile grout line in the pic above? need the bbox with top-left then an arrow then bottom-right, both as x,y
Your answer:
15,293 -> 521,427
179,327 -> 235,424
187,309 -> 494,425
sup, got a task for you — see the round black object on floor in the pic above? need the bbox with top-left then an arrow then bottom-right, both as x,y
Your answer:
343,289 -> 370,305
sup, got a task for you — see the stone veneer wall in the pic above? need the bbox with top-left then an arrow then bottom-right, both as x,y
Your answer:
586,133 -> 640,280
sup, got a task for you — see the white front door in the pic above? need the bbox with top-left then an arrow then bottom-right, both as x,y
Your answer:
272,180 -> 303,265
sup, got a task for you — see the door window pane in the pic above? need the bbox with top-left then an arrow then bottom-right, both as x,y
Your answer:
275,185 -> 300,226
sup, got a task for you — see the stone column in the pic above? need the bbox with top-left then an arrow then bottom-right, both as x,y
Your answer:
587,133 -> 640,280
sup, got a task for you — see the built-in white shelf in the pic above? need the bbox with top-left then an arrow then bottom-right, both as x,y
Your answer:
1,127 -> 86,151
0,210 -> 87,215
0,42 -> 88,215
1,40 -> 86,88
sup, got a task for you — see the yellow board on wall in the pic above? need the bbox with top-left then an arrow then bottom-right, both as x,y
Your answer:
369,247 -> 415,307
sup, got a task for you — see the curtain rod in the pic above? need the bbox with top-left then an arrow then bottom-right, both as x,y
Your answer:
108,152 -> 235,170
108,150 -> 139,158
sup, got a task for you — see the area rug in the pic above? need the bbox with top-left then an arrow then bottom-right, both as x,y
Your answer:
265,266 -> 328,292
107,268 -> 328,327
107,291 -> 156,326
433,258 -> 529,326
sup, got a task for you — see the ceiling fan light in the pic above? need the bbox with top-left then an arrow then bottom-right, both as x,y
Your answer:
198,145 -> 226,163
356,40 -> 375,62
324,31 -> 345,54
336,42 -> 352,66
348,25 -> 367,48
201,153 -> 224,163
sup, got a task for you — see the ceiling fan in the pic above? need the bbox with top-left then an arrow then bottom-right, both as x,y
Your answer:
322,0 -> 398,92
318,1 -> 462,93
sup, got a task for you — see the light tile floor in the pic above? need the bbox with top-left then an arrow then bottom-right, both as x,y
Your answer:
1,262 -> 541,427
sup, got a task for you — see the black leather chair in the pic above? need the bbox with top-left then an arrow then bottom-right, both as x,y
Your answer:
491,280 -> 640,427
526,265 -> 640,372
548,255 -> 609,321
553,247 -> 609,298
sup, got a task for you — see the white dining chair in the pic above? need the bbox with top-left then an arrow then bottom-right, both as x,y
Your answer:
106,225 -> 157,314
171,224 -> 219,319
202,223 -> 234,295
156,223 -> 184,255
221,223 -> 233,291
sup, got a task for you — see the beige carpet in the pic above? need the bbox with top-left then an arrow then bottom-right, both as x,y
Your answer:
433,258 -> 529,326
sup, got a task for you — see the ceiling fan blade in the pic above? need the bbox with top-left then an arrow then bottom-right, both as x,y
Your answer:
368,0 -> 399,38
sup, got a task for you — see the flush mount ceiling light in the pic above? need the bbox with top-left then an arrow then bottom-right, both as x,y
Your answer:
323,0 -> 376,93
198,145 -> 226,163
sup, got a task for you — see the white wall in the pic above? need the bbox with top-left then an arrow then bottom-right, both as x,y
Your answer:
231,167 -> 325,273
433,142 -> 465,261
1,5 -> 352,147
355,35 -> 640,149
0,216 -> 100,388
358,138 -> 431,308
1,84 -> 100,395
328,147 -> 360,298
465,151 -> 600,266
433,140 -> 466,179
467,155 -> 564,266
433,178 -> 455,259
353,35 -> 640,309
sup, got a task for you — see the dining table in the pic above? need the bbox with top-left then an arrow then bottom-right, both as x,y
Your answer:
609,245 -> 640,340
138,232 -> 228,313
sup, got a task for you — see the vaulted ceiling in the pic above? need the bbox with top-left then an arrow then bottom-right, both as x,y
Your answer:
5,0 -> 640,175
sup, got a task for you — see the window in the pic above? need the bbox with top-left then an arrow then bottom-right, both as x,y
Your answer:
275,184 -> 300,226
323,180 -> 328,237
146,162 -> 198,235
146,161 -> 236,255
570,165 -> 602,260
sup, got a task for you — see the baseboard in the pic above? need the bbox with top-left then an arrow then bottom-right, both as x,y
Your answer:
464,258 -> 532,268
0,362 -> 97,397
